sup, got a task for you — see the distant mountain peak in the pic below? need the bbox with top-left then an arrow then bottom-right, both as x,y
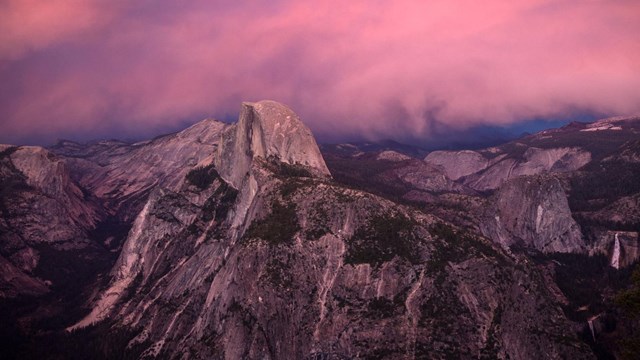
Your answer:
215,100 -> 330,188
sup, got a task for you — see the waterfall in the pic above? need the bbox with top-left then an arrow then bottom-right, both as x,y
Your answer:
611,233 -> 621,269
588,314 -> 601,342
588,319 -> 596,341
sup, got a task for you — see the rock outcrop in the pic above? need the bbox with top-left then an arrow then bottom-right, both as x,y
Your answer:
376,150 -> 412,162
52,118 -> 226,221
425,146 -> 591,191
73,100 -> 332,329
69,185 -> 211,330
424,150 -> 491,180
391,160 -> 471,194
0,145 -> 103,297
68,102 -> 594,359
482,175 -> 585,253
74,166 -> 592,359
11,104 -> 640,359
215,100 -> 330,189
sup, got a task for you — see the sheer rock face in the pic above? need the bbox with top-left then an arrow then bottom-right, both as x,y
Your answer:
74,171 -> 593,359
68,186 -> 206,330
0,146 -> 102,297
482,175 -> 585,253
7,146 -> 101,237
70,101 -> 592,359
1,119 -> 226,299
52,119 -> 226,220
73,100 -> 332,329
215,100 -> 330,189
9,103 -> 631,358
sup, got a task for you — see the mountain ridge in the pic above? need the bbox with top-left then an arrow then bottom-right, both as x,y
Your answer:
2,105 -> 640,359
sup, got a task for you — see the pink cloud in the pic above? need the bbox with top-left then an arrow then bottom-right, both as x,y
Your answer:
0,0 -> 126,60
1,0 -> 639,144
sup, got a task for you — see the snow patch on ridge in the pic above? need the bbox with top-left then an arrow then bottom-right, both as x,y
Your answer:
581,124 -> 622,132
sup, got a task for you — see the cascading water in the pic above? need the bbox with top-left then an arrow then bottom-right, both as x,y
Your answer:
611,233 -> 621,269
587,314 -> 601,342
588,319 -> 596,341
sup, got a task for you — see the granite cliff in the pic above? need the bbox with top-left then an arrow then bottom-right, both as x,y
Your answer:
65,101 -> 592,359
3,105 -> 640,359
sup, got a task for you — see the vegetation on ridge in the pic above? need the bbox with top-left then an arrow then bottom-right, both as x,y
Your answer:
186,164 -> 219,190
427,222 -> 507,272
244,200 -> 300,245
344,212 -> 418,267
265,156 -> 313,179
615,264 -> 640,359
616,265 -> 640,316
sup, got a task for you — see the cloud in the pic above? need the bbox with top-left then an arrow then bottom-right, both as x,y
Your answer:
1,0 -> 639,145
0,0 -> 126,60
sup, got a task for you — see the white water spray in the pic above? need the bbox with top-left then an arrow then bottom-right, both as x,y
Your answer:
588,319 -> 596,341
587,314 -> 601,342
611,233 -> 621,269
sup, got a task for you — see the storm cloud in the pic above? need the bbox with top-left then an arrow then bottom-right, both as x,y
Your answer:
1,0 -> 639,145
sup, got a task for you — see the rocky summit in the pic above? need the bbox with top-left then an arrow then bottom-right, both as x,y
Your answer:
215,100 -> 330,189
1,103 -> 640,359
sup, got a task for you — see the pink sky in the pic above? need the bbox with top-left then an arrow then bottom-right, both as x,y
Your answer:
1,0 -> 639,144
